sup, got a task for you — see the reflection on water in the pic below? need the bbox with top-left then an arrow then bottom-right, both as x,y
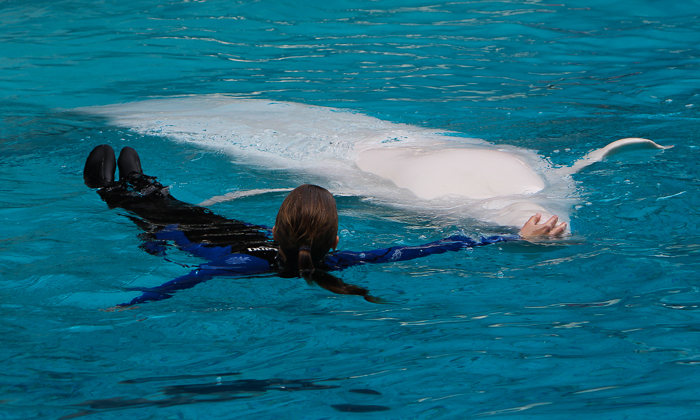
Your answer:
61,372 -> 389,419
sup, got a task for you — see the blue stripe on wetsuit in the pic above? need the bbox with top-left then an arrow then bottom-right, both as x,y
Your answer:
323,234 -> 520,270
151,225 -> 235,261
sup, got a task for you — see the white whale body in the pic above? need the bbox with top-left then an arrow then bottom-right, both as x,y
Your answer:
80,96 -> 670,229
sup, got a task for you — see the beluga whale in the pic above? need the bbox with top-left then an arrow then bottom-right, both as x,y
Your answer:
80,96 -> 671,230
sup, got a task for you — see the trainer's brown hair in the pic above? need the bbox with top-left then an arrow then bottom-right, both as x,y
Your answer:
274,184 -> 338,273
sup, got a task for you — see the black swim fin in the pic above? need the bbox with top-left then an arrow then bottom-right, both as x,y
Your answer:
117,146 -> 143,180
84,144 -> 116,188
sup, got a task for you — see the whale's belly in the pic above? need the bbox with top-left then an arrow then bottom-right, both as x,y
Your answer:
356,148 -> 545,200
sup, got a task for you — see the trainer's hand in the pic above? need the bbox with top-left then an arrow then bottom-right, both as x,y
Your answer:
519,214 -> 567,237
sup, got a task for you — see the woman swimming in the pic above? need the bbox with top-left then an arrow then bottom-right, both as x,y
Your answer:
84,144 -> 566,305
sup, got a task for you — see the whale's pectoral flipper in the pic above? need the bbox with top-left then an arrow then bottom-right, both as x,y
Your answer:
564,138 -> 672,175
199,188 -> 296,206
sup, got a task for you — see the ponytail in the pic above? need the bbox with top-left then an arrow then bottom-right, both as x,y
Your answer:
306,269 -> 383,304
298,245 -> 315,278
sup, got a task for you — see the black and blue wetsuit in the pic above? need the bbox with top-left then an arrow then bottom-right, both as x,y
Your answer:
94,165 -> 519,305
128,222 -> 518,305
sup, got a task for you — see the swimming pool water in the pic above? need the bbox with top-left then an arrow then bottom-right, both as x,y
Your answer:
2,0 -> 700,418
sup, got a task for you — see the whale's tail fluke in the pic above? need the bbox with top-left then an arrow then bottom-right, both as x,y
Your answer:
562,138 -> 672,176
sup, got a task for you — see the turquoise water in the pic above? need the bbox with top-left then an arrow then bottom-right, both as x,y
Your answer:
2,0 -> 700,418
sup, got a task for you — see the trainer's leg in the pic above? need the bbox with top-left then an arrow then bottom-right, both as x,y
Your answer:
84,144 -> 116,188
117,146 -> 143,180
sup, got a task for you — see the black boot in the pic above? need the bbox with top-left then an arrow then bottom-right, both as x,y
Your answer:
84,144 -> 116,188
117,146 -> 143,180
